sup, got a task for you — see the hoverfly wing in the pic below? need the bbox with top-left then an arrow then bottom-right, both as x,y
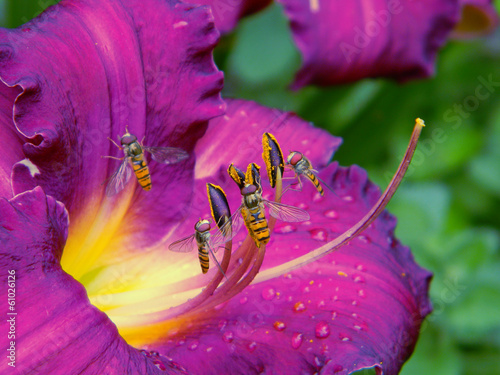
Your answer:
168,234 -> 196,253
106,159 -> 133,197
206,242 -> 228,280
143,146 -> 189,165
264,200 -> 310,222
210,212 -> 244,251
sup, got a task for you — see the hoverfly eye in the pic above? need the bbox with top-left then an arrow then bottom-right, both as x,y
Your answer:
241,184 -> 257,195
289,152 -> 302,166
121,134 -> 137,145
195,221 -> 211,232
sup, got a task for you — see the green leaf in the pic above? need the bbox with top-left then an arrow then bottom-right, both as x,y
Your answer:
228,4 -> 298,85
401,324 -> 462,375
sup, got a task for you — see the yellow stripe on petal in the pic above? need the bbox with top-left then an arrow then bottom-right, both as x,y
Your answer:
61,184 -> 135,280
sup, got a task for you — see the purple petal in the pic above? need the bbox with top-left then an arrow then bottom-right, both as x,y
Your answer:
277,0 -> 461,88
0,82 -> 23,198
192,0 -> 272,33
0,187 -> 184,374
0,0 -> 225,260
150,99 -> 431,374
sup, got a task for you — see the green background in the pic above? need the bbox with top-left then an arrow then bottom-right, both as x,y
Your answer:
1,1 -> 499,374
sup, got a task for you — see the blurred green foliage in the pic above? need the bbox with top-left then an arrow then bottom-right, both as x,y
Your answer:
2,1 -> 499,374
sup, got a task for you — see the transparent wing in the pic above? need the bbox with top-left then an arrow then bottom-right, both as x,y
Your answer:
210,212 -> 244,250
105,159 -> 133,197
206,243 -> 228,280
143,146 -> 189,165
168,234 -> 196,253
264,200 -> 310,222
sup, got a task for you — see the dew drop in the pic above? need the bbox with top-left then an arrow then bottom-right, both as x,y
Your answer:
314,356 -> 322,367
357,235 -> 370,243
150,350 -> 159,357
309,228 -> 328,242
358,289 -> 366,298
315,321 -> 330,339
291,333 -> 303,349
301,139 -> 309,145
222,331 -> 234,343
332,364 -> 343,373
312,192 -> 323,202
324,209 -> 338,219
293,301 -> 307,312
298,202 -> 309,210
273,321 -> 286,331
153,360 -> 167,371
240,296 -> 248,304
139,349 -> 150,357
247,341 -> 257,353
352,300 -> 358,306
317,300 -> 326,309
188,341 -> 199,351
342,195 -> 353,202
353,275 -> 365,283
275,224 -> 297,234
261,287 -> 276,301
218,320 -> 228,331
339,333 -> 351,342
356,264 -> 366,272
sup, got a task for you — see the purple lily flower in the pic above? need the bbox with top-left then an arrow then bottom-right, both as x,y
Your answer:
1,0 -> 431,374
196,0 -> 498,88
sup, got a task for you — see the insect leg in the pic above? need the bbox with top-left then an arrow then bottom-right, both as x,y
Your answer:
107,137 -> 122,150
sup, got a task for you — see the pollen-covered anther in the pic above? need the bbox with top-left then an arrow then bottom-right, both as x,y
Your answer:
262,132 -> 285,188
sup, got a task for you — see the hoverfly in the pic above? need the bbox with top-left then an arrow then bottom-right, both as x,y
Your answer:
168,218 -> 240,276
228,163 -> 310,247
286,151 -> 335,196
103,129 -> 188,196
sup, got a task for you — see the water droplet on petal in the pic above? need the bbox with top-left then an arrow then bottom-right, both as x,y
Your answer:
358,289 -> 366,298
222,331 -> 234,343
139,349 -> 150,357
357,235 -> 370,243
356,264 -> 366,272
298,202 -> 309,210
317,300 -> 326,309
312,192 -> 323,202
291,333 -> 303,349
352,300 -> 358,306
153,360 -> 167,371
188,341 -> 199,351
324,209 -> 338,219
315,321 -> 330,339
218,320 -> 228,331
275,224 -> 297,234
339,333 -> 351,342
240,296 -> 248,304
273,321 -> 286,331
150,350 -> 159,357
353,275 -> 365,283
293,302 -> 307,312
332,364 -> 343,373
247,341 -> 257,352
261,287 -> 276,301
343,195 -> 353,202
309,228 -> 328,241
